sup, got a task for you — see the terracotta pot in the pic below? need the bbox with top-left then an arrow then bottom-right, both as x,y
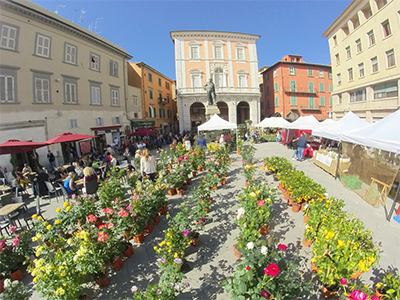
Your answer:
237,151 -> 241,155
192,171 -> 197,177
245,181 -> 249,187
187,179 -> 192,185
301,203 -> 305,212
0,277 -> 5,292
176,189 -> 183,196
122,245 -> 134,258
311,262 -> 319,273
278,184 -> 283,191
287,197 -> 294,206
153,214 -> 160,225
259,225 -> 269,235
350,270 -> 364,280
95,271 -> 109,287
144,223 -> 154,234
303,215 -> 309,223
221,179 -> 226,185
303,236 -> 313,247
182,184 -> 188,191
198,166 -> 202,172
283,191 -> 290,201
133,232 -> 145,244
292,203 -> 301,213
321,285 -> 337,299
191,236 -> 200,246
159,205 -> 168,216
212,186 -> 217,190
167,188 -> 176,196
110,257 -> 124,271
375,288 -> 385,299
122,230 -> 132,240
10,269 -> 24,281
233,244 -> 242,258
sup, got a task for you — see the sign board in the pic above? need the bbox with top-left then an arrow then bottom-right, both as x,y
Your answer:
316,153 -> 333,167
131,120 -> 155,127
94,128 -> 120,135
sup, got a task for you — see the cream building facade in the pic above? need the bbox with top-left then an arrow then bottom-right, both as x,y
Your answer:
0,0 -> 132,170
323,0 -> 400,122
170,30 -> 261,132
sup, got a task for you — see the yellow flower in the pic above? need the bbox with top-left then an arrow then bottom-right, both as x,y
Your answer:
55,288 -> 65,296
66,206 -> 71,211
32,236 -> 37,242
44,221 -> 49,225
33,277 -> 39,283
67,238 -> 73,245
37,216 -> 42,221
36,233 -> 42,239
63,201 -> 69,207
60,271 -> 66,277
153,246 -> 158,250
32,214 -> 38,219
56,208 -> 61,213
325,231 -> 335,239
337,240 -> 344,247
55,219 -> 61,224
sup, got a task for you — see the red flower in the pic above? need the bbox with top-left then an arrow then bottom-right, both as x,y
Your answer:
264,263 -> 279,277
87,214 -> 97,223
277,244 -> 287,252
260,289 -> 271,299
246,266 -> 251,271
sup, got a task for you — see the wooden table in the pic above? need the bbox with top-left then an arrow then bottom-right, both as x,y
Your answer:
0,185 -> 12,192
117,164 -> 129,170
0,203 -> 25,217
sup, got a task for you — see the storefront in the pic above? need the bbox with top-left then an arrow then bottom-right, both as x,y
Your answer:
91,125 -> 122,153
130,120 -> 155,131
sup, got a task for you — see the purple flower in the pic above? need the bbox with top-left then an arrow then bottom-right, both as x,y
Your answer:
182,230 -> 190,236
161,258 -> 166,263
174,258 -> 182,264
201,218 -> 207,222
164,179 -> 167,183
56,229 -> 61,233
174,284 -> 180,291
131,286 -> 138,292
156,289 -> 162,295
184,282 -> 190,287
180,172 -> 183,175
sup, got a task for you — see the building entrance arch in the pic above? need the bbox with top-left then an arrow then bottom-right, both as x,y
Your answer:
190,102 -> 206,130
217,101 -> 229,121
237,101 -> 250,125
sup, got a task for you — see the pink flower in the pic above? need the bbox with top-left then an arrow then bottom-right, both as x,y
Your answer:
340,278 -> 347,285
83,193 -> 88,198
97,232 -> 109,242
87,215 -> 97,223
12,238 -> 20,246
277,244 -> 287,252
8,226 -> 17,233
132,213 -> 137,217
180,172 -> 183,176
184,157 -> 189,160
118,208 -> 129,217
347,290 -> 368,300
246,266 -> 251,270
257,200 -> 265,206
98,225 -> 105,229
106,223 -> 114,229
182,230 -> 189,236
0,240 -> 6,250
103,208 -> 114,215
260,289 -> 271,299
178,158 -> 182,163
114,198 -> 119,203
370,297 -> 379,300
264,263 -> 279,277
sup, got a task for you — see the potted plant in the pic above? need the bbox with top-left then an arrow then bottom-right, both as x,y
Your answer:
1,279 -> 31,300
376,271 -> 400,299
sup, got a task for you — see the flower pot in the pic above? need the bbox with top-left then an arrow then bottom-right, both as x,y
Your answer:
10,269 -> 24,281
95,271 -> 109,287
192,171 -> 197,177
176,189 -> 183,196
0,277 -> 5,292
237,151 -> 241,155
287,197 -> 294,206
122,230 -> 132,240
292,203 -> 301,213
321,285 -> 337,299
311,262 -> 319,273
153,214 -> 160,225
375,288 -> 385,299
301,203 -> 305,212
278,184 -> 283,191
144,223 -> 154,234
303,236 -> 313,247
221,179 -> 226,185
191,236 -> 200,246
350,270 -> 364,280
110,257 -> 124,271
283,191 -> 290,201
133,232 -> 145,244
159,205 -> 168,216
122,244 -> 134,258
233,244 -> 242,258
259,225 -> 269,235
182,184 -> 188,191
187,179 -> 192,185
303,215 -> 309,223
167,188 -> 176,196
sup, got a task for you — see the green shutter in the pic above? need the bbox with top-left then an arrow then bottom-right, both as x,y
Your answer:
291,96 -> 297,105
266,86 -> 269,95
308,82 -> 314,93
274,82 -> 278,92
309,97 -> 314,108
329,83 -> 333,92
290,80 -> 296,92
267,99 -> 270,108
320,96 -> 325,106
329,97 -> 333,107
275,96 -> 279,107
320,82 -> 324,92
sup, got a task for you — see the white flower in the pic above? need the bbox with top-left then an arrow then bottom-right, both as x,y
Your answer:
261,246 -> 268,255
237,208 -> 245,216
4,279 -> 11,288
246,242 -> 254,250
174,284 -> 180,291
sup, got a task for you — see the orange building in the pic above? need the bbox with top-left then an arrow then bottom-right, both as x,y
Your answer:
128,62 -> 177,133
261,55 -> 333,121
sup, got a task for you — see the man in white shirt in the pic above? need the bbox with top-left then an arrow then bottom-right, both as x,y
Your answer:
110,154 -> 118,167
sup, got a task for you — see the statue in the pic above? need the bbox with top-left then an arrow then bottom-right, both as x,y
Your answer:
203,78 -> 216,105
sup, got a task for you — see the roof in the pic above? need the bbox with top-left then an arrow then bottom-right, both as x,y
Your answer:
322,0 -> 358,37
134,62 -> 174,82
261,60 -> 332,74
170,30 -> 260,43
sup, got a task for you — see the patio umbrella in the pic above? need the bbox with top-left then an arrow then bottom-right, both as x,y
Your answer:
0,140 -> 48,155
45,133 -> 97,145
130,128 -> 156,136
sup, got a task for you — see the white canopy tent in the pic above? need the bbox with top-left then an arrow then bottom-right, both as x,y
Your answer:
286,115 -> 322,130
197,114 -> 237,131
312,111 -> 369,141
255,117 -> 291,128
342,109 -> 400,154
320,119 -> 336,126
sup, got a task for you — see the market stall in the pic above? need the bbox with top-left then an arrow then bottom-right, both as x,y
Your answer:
197,114 -> 237,148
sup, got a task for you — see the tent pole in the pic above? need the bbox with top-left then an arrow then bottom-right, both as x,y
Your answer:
335,142 -> 342,180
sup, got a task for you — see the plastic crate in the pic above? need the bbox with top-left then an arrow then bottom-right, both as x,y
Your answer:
346,177 -> 362,190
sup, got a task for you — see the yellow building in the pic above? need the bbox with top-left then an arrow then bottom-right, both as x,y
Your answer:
170,30 -> 261,132
323,0 -> 400,122
0,0 -> 132,169
128,62 -> 177,134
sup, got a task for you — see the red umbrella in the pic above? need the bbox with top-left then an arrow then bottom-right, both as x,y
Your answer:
46,133 -> 97,144
0,140 -> 48,155
130,128 -> 156,136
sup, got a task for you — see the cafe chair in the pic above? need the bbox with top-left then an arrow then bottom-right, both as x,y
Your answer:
58,183 -> 70,202
85,180 -> 99,196
11,196 -> 28,212
0,216 -> 11,236
45,181 -> 61,202
0,193 -> 13,207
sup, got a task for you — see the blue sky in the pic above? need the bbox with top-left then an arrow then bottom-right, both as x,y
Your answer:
31,0 -> 351,79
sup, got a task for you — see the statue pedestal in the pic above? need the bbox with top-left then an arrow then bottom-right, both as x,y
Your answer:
205,105 -> 220,121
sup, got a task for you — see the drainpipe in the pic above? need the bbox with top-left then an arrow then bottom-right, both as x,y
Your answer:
44,116 -> 49,151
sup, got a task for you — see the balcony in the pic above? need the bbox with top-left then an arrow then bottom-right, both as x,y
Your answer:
300,105 -> 321,111
158,98 -> 169,105
178,87 -> 260,95
283,88 -> 318,95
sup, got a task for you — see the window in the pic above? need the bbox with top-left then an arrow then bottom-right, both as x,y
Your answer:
167,94 -> 170,102
63,78 -> 77,104
332,35 -> 337,46
158,78 -> 162,86
350,88 -> 366,102
35,33 -> 51,58
132,96 -> 138,106
265,73 -> 269,81
0,67 -> 17,103
337,74 -> 341,85
376,0 -> 387,10
290,80 -> 296,92
329,97 -> 332,107
356,39 -> 362,53
213,68 -> 225,88
190,44 -> 200,59
348,68 -> 353,81
90,84 -> 101,105
70,119 -> 78,128
274,82 -> 278,92
373,81 -> 398,99
308,81 -> 314,93
110,60 -> 118,77
329,83 -> 333,92
368,30 -> 375,46
338,94 -> 342,104
95,117 -> 103,126
320,96 -> 325,106
238,70 -> 248,87
328,72 -> 332,79
165,81 -> 170,89
134,113 -> 138,118
167,109 -> 172,119
318,70 -> 324,78
148,73 -> 153,82
214,45 -> 223,59
64,43 -> 77,65
309,97 -> 315,108
90,53 -> 100,71
371,57 -> 379,73
346,46 -> 351,59
266,86 -> 269,95
191,74 -> 201,87
358,63 -> 365,78
308,68 -> 313,76
33,73 -> 51,103
275,96 -> 279,107
236,46 -> 245,60
149,88 -> 153,99
149,105 -> 156,118
267,99 -> 270,108
289,66 -> 296,75
158,91 -> 162,101
110,87 -> 119,106
112,116 -> 121,125
273,70 -> 277,78
0,22 -> 19,51
386,49 -> 395,68
382,20 -> 391,37
159,108 -> 165,118
319,82 -> 325,92
290,96 -> 297,105
335,54 -> 340,66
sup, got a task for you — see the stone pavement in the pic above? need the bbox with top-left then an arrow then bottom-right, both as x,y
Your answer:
23,142 -> 400,300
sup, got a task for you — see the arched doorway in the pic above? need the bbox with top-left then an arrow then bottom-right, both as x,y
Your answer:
237,101 -> 250,125
190,102 -> 206,130
273,112 -> 282,117
217,101 -> 229,121
285,110 -> 300,121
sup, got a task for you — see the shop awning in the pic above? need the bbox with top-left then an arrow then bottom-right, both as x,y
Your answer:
46,133 -> 98,144
0,140 -> 47,155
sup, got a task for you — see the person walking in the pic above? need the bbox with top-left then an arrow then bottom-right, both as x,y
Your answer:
140,149 -> 157,181
291,137 -> 299,160
47,150 -> 56,169
296,133 -> 308,161
196,135 -> 207,149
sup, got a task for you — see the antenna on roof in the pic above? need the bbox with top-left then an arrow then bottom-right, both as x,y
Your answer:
88,18 -> 103,34
79,8 -> 86,24
55,4 -> 66,14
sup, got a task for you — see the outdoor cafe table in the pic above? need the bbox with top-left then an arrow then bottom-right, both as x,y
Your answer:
117,164 -> 129,170
0,203 -> 25,227
0,185 -> 12,193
